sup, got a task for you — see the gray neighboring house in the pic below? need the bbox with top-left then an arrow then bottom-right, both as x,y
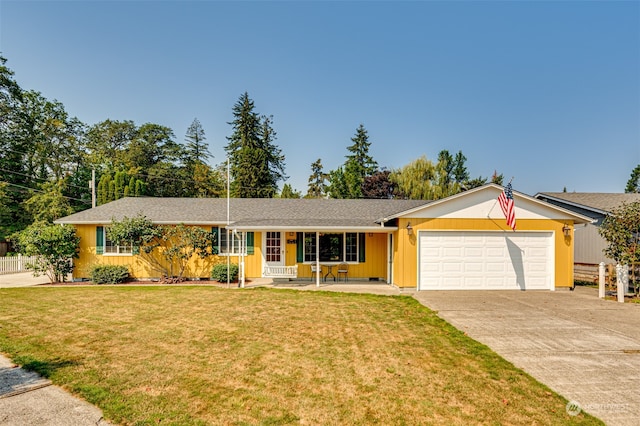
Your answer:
534,192 -> 640,265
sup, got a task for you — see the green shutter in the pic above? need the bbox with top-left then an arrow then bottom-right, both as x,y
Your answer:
358,233 -> 366,263
132,246 -> 140,255
246,232 -> 254,255
296,232 -> 304,263
96,226 -> 104,255
211,227 -> 219,255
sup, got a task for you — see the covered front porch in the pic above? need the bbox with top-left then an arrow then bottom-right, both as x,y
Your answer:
228,227 -> 397,287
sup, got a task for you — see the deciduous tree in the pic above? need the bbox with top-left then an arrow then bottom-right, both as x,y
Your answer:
23,180 -> 74,223
599,202 -> 640,266
10,222 -> 79,283
108,215 -> 216,281
362,169 -> 397,199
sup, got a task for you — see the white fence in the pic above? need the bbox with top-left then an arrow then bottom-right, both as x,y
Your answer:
0,255 -> 40,275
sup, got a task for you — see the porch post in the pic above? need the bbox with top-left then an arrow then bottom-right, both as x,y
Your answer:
240,231 -> 245,288
316,231 -> 320,287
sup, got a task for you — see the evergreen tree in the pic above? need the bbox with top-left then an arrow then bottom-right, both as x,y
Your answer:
306,158 -> 328,198
625,164 -> 640,193
452,151 -> 469,183
256,114 -> 286,197
341,124 -> 378,198
279,183 -> 301,198
491,170 -> 504,185
328,167 -> 348,199
184,118 -> 210,165
225,93 -> 286,198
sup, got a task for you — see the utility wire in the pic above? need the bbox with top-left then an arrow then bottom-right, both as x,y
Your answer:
0,167 -> 90,191
0,180 -> 91,204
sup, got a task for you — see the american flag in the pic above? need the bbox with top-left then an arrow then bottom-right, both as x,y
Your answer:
498,182 -> 516,231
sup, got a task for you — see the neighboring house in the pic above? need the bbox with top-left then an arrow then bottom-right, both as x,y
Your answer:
55,184 -> 591,291
534,192 -> 640,265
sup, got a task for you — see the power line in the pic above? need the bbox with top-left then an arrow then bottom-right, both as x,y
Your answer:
0,168 -> 90,192
0,180 -> 91,204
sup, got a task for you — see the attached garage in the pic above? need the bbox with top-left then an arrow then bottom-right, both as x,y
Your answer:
418,231 -> 554,290
386,184 -> 594,290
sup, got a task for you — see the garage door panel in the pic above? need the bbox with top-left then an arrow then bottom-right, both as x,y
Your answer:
464,262 -> 483,273
419,231 -> 553,290
443,247 -> 462,257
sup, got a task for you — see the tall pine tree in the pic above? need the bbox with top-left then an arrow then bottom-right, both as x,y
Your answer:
184,118 -> 210,165
329,124 -> 378,198
307,158 -> 328,198
225,93 -> 285,198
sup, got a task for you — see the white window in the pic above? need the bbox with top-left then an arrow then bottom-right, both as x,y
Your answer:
103,228 -> 132,255
213,227 -> 255,256
303,232 -> 361,262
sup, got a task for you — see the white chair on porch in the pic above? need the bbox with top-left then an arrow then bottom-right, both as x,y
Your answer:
310,264 -> 322,281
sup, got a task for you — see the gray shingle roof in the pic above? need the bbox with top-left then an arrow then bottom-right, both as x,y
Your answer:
54,197 -> 430,229
536,192 -> 640,213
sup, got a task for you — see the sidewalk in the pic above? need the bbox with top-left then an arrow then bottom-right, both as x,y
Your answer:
0,354 -> 110,425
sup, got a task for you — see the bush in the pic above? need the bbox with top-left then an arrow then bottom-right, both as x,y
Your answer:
211,263 -> 239,282
90,265 -> 130,284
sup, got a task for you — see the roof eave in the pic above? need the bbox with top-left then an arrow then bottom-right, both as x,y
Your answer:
229,225 -> 398,232
533,193 -> 610,216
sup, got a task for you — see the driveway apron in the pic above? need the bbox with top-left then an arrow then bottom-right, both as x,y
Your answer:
413,287 -> 640,426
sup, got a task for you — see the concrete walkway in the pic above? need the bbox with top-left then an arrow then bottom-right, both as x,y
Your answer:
413,287 -> 640,426
0,355 -> 110,425
0,272 -> 50,288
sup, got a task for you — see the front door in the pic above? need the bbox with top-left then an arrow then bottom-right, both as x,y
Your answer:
264,231 -> 284,268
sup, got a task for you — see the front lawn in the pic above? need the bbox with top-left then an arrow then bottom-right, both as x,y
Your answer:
0,286 -> 600,425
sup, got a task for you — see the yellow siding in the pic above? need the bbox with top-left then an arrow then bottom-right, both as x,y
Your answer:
73,227 -> 389,281
73,225 -> 264,280
392,218 -> 575,289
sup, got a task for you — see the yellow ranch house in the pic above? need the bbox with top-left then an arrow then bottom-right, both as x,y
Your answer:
55,184 -> 592,290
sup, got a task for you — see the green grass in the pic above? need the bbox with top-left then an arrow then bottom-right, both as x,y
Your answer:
0,286 -> 602,425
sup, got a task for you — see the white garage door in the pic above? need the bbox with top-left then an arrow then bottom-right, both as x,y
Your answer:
418,231 -> 554,290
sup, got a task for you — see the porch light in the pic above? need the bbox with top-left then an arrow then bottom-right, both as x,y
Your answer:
562,224 -> 571,237
406,222 -> 413,236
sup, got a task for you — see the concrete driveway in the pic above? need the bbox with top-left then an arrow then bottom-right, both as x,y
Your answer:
413,287 -> 640,426
0,272 -> 50,288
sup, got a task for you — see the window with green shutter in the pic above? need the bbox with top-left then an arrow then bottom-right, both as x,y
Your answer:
299,232 -> 366,263
96,226 -> 104,255
211,227 -> 219,254
213,227 -> 253,255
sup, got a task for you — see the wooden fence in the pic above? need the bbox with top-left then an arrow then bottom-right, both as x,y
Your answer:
0,255 -> 40,275
575,262 -> 639,287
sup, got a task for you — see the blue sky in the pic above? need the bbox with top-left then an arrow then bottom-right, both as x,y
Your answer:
1,0 -> 638,196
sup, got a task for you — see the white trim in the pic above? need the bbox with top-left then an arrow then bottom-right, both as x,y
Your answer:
382,184 -> 593,224
230,226 -> 398,232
